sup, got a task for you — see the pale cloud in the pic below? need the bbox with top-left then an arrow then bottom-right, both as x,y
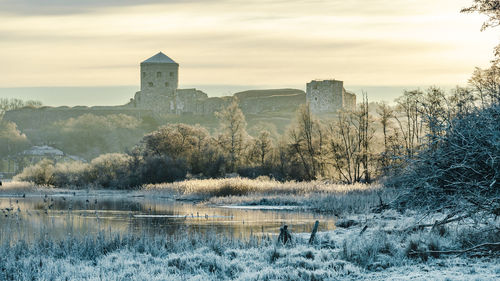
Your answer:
0,0 -> 497,91
0,0 -> 198,15
0,0 -> 440,16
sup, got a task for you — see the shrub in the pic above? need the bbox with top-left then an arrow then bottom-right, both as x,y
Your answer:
14,159 -> 55,186
340,230 -> 399,267
138,155 -> 187,184
405,238 -> 428,261
52,161 -> 90,187
14,153 -> 190,188
88,153 -> 133,188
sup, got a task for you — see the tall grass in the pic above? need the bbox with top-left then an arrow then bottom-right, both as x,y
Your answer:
144,177 -> 388,214
0,181 -> 42,195
145,177 -> 380,197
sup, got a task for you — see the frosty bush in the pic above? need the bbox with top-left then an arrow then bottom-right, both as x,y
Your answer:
14,152 -> 190,188
137,155 -> 187,185
14,159 -> 55,186
52,161 -> 90,186
388,104 -> 500,216
87,153 -> 133,187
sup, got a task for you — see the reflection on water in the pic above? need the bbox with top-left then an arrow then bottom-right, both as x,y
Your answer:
0,191 -> 336,242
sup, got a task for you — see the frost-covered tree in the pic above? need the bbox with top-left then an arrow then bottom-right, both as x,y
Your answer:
469,65 -> 500,106
394,90 -> 425,158
0,120 -> 30,158
216,99 -> 248,172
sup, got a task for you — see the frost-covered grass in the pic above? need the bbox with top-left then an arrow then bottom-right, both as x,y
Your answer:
145,177 -> 378,197
1,210 -> 498,281
0,181 -> 46,195
144,178 -> 389,214
205,191 -> 394,214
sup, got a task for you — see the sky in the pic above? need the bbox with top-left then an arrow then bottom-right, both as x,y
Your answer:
0,0 -> 498,105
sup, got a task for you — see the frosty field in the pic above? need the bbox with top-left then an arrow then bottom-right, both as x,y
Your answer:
0,180 -> 498,280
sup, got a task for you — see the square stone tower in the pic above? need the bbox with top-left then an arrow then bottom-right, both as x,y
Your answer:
306,79 -> 355,114
140,52 -> 179,97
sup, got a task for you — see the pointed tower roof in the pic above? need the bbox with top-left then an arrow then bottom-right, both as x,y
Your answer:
141,52 -> 178,64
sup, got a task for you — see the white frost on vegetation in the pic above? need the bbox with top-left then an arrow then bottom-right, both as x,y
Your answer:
145,178 -> 391,214
1,210 -> 498,281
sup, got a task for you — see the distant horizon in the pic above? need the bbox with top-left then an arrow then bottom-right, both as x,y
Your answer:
0,84 -> 461,107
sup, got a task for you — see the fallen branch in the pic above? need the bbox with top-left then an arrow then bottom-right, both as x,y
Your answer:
371,192 -> 389,213
404,213 -> 469,232
409,242 -> 500,256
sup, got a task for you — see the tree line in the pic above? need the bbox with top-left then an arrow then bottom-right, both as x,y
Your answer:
13,60 -> 499,188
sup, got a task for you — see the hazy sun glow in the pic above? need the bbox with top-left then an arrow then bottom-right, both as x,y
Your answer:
0,0 -> 497,96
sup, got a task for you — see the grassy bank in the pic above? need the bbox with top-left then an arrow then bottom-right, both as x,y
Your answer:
144,178 -> 379,196
144,178 -> 391,214
1,178 -> 393,214
0,181 -> 43,195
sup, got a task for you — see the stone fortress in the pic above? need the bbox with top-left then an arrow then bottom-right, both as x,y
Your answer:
4,52 -> 356,133
131,52 -> 356,115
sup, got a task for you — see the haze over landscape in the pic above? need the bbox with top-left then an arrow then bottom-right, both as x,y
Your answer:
1,1 -> 499,280
0,0 -> 497,105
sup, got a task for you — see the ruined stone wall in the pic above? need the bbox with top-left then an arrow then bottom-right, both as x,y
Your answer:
133,90 -> 173,113
343,91 -> 357,110
199,97 -> 232,115
134,85 -> 351,116
238,93 -> 305,114
175,89 -> 208,114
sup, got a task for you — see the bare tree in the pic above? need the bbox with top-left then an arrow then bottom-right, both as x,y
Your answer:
254,130 -> 272,166
326,111 -> 358,183
376,101 -> 394,170
287,104 -> 324,180
216,99 -> 248,172
420,87 -> 448,150
463,0 -> 500,64
325,94 -> 374,183
0,98 -> 42,114
449,86 -> 477,116
358,92 -> 372,182
0,120 -> 30,159
469,65 -> 500,106
394,90 -> 424,158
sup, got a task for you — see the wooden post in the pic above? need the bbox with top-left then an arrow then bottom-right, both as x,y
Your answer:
277,225 -> 292,245
309,220 -> 319,244
359,225 -> 368,236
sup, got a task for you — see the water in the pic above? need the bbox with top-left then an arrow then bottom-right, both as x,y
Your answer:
0,190 -> 336,242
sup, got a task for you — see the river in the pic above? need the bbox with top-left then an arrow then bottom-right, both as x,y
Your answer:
0,190 -> 336,242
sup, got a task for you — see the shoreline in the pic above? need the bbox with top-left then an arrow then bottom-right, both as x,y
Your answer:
0,205 -> 497,280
